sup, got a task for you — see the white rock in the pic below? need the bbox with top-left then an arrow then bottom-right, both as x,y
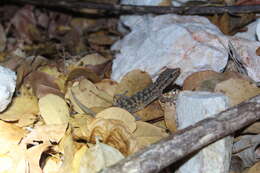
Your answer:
256,19 -> 260,41
111,14 -> 229,85
229,37 -> 260,82
176,91 -> 232,173
0,66 -> 16,112
235,20 -> 259,41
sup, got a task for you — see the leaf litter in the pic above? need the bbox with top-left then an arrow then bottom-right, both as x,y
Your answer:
0,2 -> 260,173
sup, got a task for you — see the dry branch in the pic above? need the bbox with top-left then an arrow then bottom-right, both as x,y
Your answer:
3,0 -> 260,15
101,94 -> 260,173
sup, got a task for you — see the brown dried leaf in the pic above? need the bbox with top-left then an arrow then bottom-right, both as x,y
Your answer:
95,79 -> 118,97
39,65 -> 66,92
163,102 -> 178,133
27,71 -> 63,98
151,120 -> 167,129
10,5 -> 43,43
68,79 -> 113,114
67,67 -> 101,83
0,55 -> 48,89
209,13 -> 255,35
96,107 -> 137,133
69,114 -> 94,140
88,31 -> 118,45
21,124 -> 67,145
67,53 -> 112,83
0,24 -> 6,52
75,53 -> 109,67
215,78 -> 260,106
242,122 -> 260,134
247,161 -> 260,173
87,118 -> 139,156
25,142 -> 51,173
115,69 -> 152,97
136,100 -> 164,121
183,70 -> 222,91
57,132 -> 76,173
134,121 -> 168,137
134,121 -> 168,149
0,94 -> 39,126
0,120 -> 26,154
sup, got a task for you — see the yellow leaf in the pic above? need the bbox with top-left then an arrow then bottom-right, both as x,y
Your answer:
134,121 -> 168,137
68,79 -> 113,114
58,133 -> 76,173
134,121 -> 168,149
43,156 -> 62,173
0,120 -> 26,154
215,78 -> 260,106
247,161 -> 260,173
115,69 -> 152,97
0,95 -> 39,125
21,124 -> 67,145
39,94 -> 70,125
87,118 -> 139,156
69,114 -> 94,139
96,107 -> 136,133
95,79 -> 118,97
73,142 -> 124,173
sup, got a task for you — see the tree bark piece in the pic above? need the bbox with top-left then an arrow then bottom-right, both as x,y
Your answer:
101,94 -> 260,173
4,0 -> 260,15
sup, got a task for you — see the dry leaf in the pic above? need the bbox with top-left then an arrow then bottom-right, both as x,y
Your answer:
67,53 -> 112,84
68,79 -> 113,114
88,31 -> 117,45
0,120 -> 26,154
183,70 -> 222,91
242,122 -> 260,134
21,124 -> 67,145
57,132 -> 76,173
39,94 -> 70,125
134,121 -> 168,137
134,121 -> 168,149
87,118 -> 139,156
163,102 -> 178,133
28,71 -> 64,98
43,156 -> 62,173
136,100 -> 164,121
215,78 -> 260,106
95,79 -> 118,97
0,145 -> 28,173
67,67 -> 101,84
0,94 -> 39,126
75,53 -> 109,67
247,161 -> 260,173
39,65 -> 66,92
115,69 -> 152,97
72,142 -> 124,173
96,107 -> 137,133
25,142 -> 51,173
0,24 -> 6,52
69,114 -> 94,139
152,120 -> 167,129
209,13 -> 255,35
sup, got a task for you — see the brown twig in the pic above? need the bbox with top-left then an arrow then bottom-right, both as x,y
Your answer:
3,0 -> 260,15
100,94 -> 260,173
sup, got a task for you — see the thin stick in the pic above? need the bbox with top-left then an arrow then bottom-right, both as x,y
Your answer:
4,0 -> 260,15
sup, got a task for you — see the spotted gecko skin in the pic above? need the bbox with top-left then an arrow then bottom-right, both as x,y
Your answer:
113,68 -> 181,113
